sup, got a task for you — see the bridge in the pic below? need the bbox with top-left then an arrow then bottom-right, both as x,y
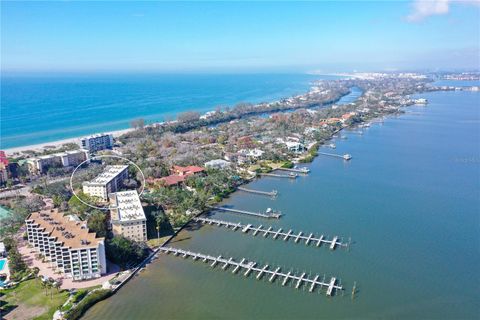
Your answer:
193,216 -> 347,250
158,246 -> 343,296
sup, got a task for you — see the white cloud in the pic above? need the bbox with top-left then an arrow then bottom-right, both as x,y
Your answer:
406,0 -> 480,22
406,0 -> 450,22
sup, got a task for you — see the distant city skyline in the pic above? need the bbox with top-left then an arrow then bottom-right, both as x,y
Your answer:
1,1 -> 479,73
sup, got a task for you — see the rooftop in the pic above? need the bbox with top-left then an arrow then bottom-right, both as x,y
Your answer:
82,133 -> 113,140
26,209 -> 103,248
28,149 -> 87,161
110,190 -> 146,222
84,165 -> 129,185
172,165 -> 205,175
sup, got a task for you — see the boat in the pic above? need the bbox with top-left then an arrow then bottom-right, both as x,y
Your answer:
343,154 -> 352,160
265,208 -> 282,218
288,172 -> 298,178
414,98 -> 428,105
328,143 -> 336,149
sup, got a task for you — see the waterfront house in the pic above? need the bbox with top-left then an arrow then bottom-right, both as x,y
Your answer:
205,159 -> 231,170
285,141 -> 306,154
172,165 -> 205,176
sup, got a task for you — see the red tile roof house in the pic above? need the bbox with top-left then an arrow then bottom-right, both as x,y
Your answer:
172,165 -> 205,176
147,165 -> 205,188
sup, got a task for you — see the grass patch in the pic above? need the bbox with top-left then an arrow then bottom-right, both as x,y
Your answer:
1,278 -> 69,320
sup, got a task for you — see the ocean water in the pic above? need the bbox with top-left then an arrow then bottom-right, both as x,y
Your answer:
84,88 -> 479,319
0,73 -> 335,149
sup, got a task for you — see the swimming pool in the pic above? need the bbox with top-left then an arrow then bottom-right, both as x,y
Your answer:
0,259 -> 6,271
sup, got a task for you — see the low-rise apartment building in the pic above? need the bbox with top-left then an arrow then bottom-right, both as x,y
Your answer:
25,209 -> 107,280
109,190 -> 147,242
26,150 -> 88,174
80,133 -> 114,153
83,165 -> 129,201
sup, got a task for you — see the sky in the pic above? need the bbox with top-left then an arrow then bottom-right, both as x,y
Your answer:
1,1 -> 479,73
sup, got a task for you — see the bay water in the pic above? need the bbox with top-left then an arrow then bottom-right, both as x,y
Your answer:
83,88 -> 480,319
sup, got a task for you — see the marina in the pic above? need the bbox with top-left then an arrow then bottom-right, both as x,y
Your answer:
207,205 -> 282,219
192,216 -> 346,250
158,246 -> 343,296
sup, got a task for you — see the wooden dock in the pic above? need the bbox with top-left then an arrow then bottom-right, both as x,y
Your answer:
318,152 -> 352,161
275,167 -> 310,174
259,172 -> 298,179
192,216 -> 346,250
159,246 -> 343,296
207,205 -> 281,219
237,187 -> 278,197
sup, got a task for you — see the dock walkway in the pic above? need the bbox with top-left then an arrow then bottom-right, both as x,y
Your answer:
318,152 -> 352,160
207,205 -> 281,219
193,216 -> 345,250
237,187 -> 278,197
259,173 -> 298,179
275,167 -> 310,174
159,246 -> 342,296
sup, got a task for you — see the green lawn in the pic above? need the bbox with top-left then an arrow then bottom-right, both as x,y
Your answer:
1,278 -> 69,320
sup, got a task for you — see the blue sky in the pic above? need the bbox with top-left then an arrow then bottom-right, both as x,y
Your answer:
1,1 -> 479,73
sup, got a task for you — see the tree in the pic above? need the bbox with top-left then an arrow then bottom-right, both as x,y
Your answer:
46,279 -> 53,298
87,210 -> 107,237
106,236 -> 148,268
130,118 -> 145,130
177,111 -> 200,123
32,267 -> 40,278
53,280 -> 61,293
68,192 -> 95,217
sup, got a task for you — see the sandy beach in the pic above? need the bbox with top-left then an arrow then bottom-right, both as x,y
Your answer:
3,128 -> 134,156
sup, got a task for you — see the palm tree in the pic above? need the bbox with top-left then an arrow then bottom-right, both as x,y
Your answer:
41,279 -> 47,296
46,280 -> 53,299
32,267 -> 40,279
53,281 -> 61,293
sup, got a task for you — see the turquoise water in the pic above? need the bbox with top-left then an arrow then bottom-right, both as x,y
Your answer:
0,259 -> 5,271
84,88 -> 479,319
1,73 -> 337,149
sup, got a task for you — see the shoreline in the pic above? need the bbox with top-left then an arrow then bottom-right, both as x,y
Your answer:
2,80 -> 342,156
3,128 -> 134,156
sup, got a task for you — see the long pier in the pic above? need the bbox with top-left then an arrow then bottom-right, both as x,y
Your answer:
259,172 -> 298,179
318,152 -> 352,161
193,216 -> 346,250
238,187 -> 278,197
158,246 -> 342,296
276,167 -> 310,174
207,205 -> 281,219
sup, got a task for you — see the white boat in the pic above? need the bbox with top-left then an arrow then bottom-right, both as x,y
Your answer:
328,143 -> 336,149
343,154 -> 352,160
